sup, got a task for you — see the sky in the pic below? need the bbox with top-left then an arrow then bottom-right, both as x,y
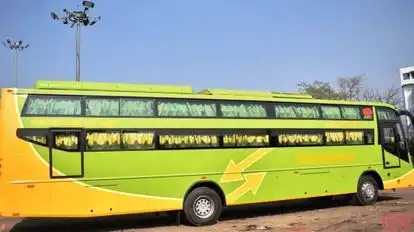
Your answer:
0,0 -> 413,93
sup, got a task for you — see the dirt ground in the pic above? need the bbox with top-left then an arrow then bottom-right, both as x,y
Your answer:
2,189 -> 414,232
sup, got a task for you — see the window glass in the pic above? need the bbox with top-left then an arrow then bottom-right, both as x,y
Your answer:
345,131 -> 364,145
382,127 -> 396,154
159,134 -> 219,148
365,130 -> 374,144
24,135 -> 47,145
377,108 -> 398,121
403,73 -> 410,80
223,134 -> 269,147
278,133 -> 323,146
85,98 -> 119,116
86,131 -> 121,150
221,103 -> 267,118
122,132 -> 155,149
54,132 -> 79,151
274,104 -> 320,119
120,98 -> 154,116
321,106 -> 341,119
24,95 -> 82,116
157,100 -> 217,117
361,106 -> 373,120
340,106 -> 361,120
325,131 -> 344,145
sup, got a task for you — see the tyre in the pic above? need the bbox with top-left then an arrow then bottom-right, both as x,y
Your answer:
183,187 -> 223,226
353,175 -> 379,206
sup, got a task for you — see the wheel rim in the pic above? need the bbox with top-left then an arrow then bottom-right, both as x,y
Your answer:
361,181 -> 376,201
193,195 -> 215,219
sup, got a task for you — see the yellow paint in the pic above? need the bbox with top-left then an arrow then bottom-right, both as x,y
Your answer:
384,169 -> 414,190
0,89 -> 182,218
296,153 -> 356,165
219,148 -> 274,183
226,172 -> 266,204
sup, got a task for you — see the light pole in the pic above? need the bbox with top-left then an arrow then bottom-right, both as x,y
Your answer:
51,1 -> 100,82
2,39 -> 30,88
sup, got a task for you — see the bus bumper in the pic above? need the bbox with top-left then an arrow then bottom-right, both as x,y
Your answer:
383,169 -> 414,190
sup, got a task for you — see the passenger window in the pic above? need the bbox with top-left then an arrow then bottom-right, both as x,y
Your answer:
223,134 -> 269,147
157,100 -> 217,117
321,106 -> 341,119
274,104 -> 320,119
86,131 -> 121,151
277,133 -> 323,146
345,131 -> 364,145
54,132 -> 80,151
122,131 -> 155,150
340,106 -> 362,120
221,103 -> 267,118
120,98 -> 154,116
325,131 -> 345,145
159,134 -> 219,148
85,98 -> 120,116
23,95 -> 82,116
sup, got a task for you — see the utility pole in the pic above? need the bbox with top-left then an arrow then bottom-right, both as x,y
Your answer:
2,39 -> 30,88
51,1 -> 100,82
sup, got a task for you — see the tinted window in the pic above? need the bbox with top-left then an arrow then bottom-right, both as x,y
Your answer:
377,108 -> 398,121
120,98 -> 154,116
325,131 -> 344,145
86,131 -> 121,150
278,133 -> 323,146
221,103 -> 267,118
122,131 -> 155,150
85,98 -> 119,116
321,106 -> 341,119
157,100 -> 217,117
275,103 -> 320,118
159,134 -> 219,148
54,131 -> 79,151
24,95 -> 82,116
223,134 -> 269,147
24,135 -> 47,145
340,106 -> 362,120
274,104 -> 320,119
345,131 -> 364,145
382,127 -> 396,154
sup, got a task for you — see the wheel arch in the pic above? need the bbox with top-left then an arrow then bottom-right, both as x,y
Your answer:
184,180 -> 227,207
360,170 -> 384,190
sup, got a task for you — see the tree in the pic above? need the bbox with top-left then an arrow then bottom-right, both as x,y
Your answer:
297,75 -> 404,109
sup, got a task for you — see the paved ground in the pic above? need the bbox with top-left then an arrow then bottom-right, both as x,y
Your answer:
2,189 -> 414,232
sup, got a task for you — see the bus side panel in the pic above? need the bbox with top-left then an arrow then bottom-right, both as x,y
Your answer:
0,88 -> 7,216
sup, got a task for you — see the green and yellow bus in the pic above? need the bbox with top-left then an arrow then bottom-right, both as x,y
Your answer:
1,80 -> 414,226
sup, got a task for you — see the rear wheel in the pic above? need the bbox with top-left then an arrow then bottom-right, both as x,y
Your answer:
183,187 -> 223,226
353,175 -> 379,206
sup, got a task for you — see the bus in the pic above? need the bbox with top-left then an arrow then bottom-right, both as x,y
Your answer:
1,80 -> 414,226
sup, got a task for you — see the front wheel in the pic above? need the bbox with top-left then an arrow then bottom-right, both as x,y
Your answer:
353,175 -> 379,206
183,187 -> 223,226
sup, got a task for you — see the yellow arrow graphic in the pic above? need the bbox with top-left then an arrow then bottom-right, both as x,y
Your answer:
219,148 -> 274,183
226,172 -> 267,204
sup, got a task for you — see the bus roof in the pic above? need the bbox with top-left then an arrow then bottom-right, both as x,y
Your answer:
12,80 -> 398,109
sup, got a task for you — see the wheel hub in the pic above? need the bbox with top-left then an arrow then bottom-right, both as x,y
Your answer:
194,196 -> 214,219
361,181 -> 376,200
